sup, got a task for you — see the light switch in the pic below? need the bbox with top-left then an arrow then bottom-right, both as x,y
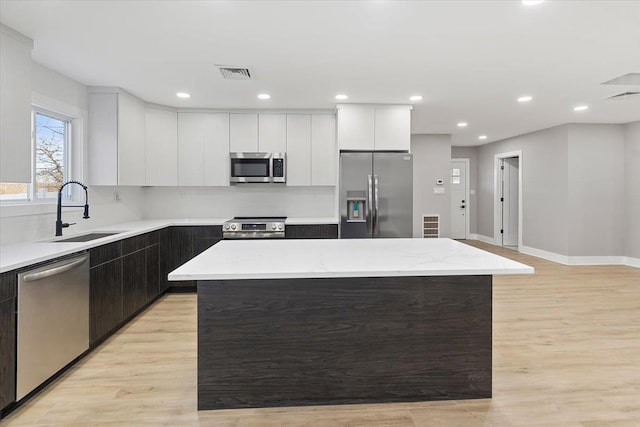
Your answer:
470,189 -> 476,195
433,187 -> 446,195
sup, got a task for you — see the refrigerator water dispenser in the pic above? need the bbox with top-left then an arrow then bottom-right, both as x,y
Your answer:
346,192 -> 367,222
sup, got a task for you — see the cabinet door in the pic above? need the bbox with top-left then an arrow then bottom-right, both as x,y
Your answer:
145,107 -> 178,186
122,250 -> 146,319
88,93 -> 118,185
203,113 -> 230,186
193,226 -> 223,255
311,115 -> 336,186
90,260 -> 123,345
229,113 -> 258,152
337,105 -> 374,150
286,114 -> 311,186
374,107 -> 411,151
0,27 -> 32,183
169,227 -> 195,289
259,114 -> 286,152
158,228 -> 170,293
0,270 -> 16,410
178,113 -> 205,186
118,92 -> 146,185
145,244 -> 159,303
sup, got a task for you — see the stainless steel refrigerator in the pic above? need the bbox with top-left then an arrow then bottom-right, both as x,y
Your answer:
340,152 -> 413,238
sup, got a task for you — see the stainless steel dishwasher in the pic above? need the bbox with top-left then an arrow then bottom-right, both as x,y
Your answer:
16,253 -> 89,400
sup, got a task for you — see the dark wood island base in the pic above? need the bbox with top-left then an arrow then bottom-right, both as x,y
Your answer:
197,275 -> 492,410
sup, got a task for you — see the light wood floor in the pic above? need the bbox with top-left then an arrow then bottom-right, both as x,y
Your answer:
2,241 -> 639,426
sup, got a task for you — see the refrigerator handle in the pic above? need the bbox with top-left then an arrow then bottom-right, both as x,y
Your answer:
374,175 -> 380,236
367,174 -> 373,236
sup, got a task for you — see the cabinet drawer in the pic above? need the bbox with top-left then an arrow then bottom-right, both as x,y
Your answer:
90,241 -> 122,267
122,233 -> 151,255
285,224 -> 338,239
0,271 -> 16,302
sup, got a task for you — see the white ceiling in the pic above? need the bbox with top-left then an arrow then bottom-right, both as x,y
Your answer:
1,0 -> 639,146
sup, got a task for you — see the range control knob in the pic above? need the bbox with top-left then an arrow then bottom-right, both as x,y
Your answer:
272,224 -> 277,230
277,224 -> 283,231
224,224 -> 230,230
231,224 -> 237,230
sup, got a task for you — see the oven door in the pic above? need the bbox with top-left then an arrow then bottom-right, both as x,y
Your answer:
230,153 -> 272,183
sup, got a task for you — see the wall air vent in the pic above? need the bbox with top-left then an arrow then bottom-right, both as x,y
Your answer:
422,215 -> 440,238
606,91 -> 640,100
601,73 -> 640,86
217,66 -> 253,80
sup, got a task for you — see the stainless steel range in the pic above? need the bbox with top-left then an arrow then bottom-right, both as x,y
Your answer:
223,216 -> 286,239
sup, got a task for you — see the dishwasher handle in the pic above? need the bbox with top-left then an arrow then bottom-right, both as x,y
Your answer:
22,256 -> 88,282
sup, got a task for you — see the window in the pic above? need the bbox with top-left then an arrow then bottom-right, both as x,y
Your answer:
0,108 -> 71,202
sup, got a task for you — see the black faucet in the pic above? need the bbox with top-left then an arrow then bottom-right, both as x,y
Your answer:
55,180 -> 90,236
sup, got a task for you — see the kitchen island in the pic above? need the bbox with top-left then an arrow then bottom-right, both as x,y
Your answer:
169,238 -> 533,410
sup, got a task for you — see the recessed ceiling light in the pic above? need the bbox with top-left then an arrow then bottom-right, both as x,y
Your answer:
522,0 -> 544,5
517,95 -> 533,102
457,122 -> 468,128
335,94 -> 348,100
176,92 -> 190,99
478,135 -> 488,140
573,105 -> 589,111
257,93 -> 271,100
409,95 -> 423,101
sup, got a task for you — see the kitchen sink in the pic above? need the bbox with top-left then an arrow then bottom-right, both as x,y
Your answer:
50,232 -> 121,243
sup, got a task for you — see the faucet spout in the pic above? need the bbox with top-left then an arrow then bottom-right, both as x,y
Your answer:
55,180 -> 90,237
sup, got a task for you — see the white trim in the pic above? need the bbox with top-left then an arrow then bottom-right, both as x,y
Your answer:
451,158 -> 470,239
469,233 -> 497,245
494,150 -> 523,249
625,257 -> 640,268
568,256 -> 627,266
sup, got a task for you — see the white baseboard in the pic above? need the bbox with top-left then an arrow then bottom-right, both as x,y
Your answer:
469,234 -> 496,245
568,256 -> 627,266
519,245 -> 570,264
625,257 -> 640,268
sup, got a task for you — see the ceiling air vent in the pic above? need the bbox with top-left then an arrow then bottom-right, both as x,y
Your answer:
606,91 -> 640,100
601,73 -> 640,86
217,66 -> 253,80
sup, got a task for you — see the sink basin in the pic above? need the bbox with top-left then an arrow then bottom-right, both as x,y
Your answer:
51,232 -> 121,243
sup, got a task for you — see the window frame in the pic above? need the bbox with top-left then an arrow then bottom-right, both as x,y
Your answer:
0,106 -> 73,204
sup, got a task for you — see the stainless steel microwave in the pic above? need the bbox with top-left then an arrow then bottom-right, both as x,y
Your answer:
230,152 -> 286,183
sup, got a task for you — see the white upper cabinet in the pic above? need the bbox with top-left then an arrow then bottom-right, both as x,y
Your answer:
0,25 -> 33,183
337,105 -> 375,151
286,115 -> 312,186
259,114 -> 287,152
88,89 -> 145,186
178,113 -> 229,186
374,107 -> 411,151
229,113 -> 258,152
145,106 -> 178,186
337,104 -> 411,152
311,115 -> 336,186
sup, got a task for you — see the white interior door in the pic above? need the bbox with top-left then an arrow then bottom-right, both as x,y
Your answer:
501,157 -> 519,246
450,161 -> 467,239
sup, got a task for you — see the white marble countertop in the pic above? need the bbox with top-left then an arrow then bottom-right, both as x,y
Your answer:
0,217 -> 340,273
168,238 -> 534,281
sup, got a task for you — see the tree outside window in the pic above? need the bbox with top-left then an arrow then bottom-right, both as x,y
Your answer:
0,108 -> 70,201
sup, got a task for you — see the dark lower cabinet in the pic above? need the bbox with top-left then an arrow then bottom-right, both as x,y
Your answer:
0,295 -> 16,413
89,232 -> 161,346
122,250 -> 146,320
146,244 -> 160,302
285,224 -> 338,239
89,259 -> 123,344
159,228 -> 171,293
168,226 -> 222,290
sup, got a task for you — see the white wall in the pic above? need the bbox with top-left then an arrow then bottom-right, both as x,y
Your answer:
625,121 -> 640,261
0,61 -> 145,245
567,124 -> 625,257
142,186 -> 336,220
476,125 -> 570,254
411,134 -> 451,238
